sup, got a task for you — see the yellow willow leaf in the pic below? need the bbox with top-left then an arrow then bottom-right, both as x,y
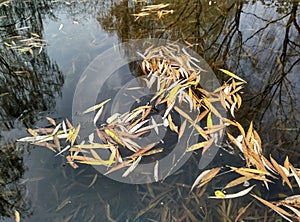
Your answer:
205,125 -> 226,135
174,105 -> 208,140
227,132 -> 243,152
105,129 -> 125,147
124,109 -> 144,123
178,120 -> 187,141
246,121 -> 253,142
70,124 -> 80,146
203,98 -> 222,119
284,156 -> 290,172
235,167 -> 269,175
219,92 -> 229,110
168,114 -> 178,133
27,128 -> 39,137
225,175 -> 272,190
270,155 -> 292,190
197,109 -> 209,122
251,194 -> 293,221
282,194 -> 300,206
106,150 -> 115,166
230,85 -> 244,96
168,84 -> 181,103
209,185 -> 255,199
46,117 -> 56,126
198,167 -> 221,188
190,167 -> 221,191
150,83 -> 166,103
104,160 -> 132,175
141,148 -> 163,157
74,143 -> 114,149
70,155 -> 98,161
186,138 -> 214,152
281,205 -> 300,217
253,129 -> 262,148
224,176 -> 250,189
213,84 -> 227,93
235,121 -> 245,137
261,156 -> 277,175
290,164 -> 300,188
207,112 -> 213,128
131,105 -> 153,112
219,69 -> 247,83
83,98 -> 111,114
236,93 -> 242,109
79,160 -> 111,166
230,167 -> 259,178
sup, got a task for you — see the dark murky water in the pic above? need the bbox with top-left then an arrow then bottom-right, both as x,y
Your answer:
0,0 -> 299,221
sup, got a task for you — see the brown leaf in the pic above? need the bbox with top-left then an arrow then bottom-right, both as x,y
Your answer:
251,194 -> 293,220
27,128 -> 39,136
270,155 -> 292,190
46,117 -> 56,126
66,155 -> 78,169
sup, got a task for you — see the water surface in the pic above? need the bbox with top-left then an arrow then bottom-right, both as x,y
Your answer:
0,0 -> 299,221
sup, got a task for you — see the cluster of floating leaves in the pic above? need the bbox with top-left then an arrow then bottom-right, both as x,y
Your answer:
3,32 -> 47,55
17,43 -> 300,220
132,3 -> 174,20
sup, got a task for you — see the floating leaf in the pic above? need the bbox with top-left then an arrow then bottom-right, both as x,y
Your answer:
251,194 -> 293,221
207,112 -> 213,128
154,161 -> 159,182
46,117 -> 56,126
270,155 -> 292,190
209,185 -> 255,199
83,98 -> 111,114
15,210 -> 20,222
55,145 -> 70,157
105,129 -> 125,147
290,164 -> 300,188
178,120 -> 186,141
186,138 -> 214,152
219,69 -> 247,83
122,156 -> 142,177
93,106 -> 104,126
190,167 -> 221,191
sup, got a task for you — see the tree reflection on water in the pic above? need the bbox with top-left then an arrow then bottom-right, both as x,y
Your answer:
0,0 -> 299,221
0,0 -> 64,219
97,0 -> 300,161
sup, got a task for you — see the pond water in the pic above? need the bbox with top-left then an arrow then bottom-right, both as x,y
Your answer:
0,0 -> 299,221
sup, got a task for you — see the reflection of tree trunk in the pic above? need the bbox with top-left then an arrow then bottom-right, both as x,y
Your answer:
0,1 -> 64,128
252,2 -> 299,121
